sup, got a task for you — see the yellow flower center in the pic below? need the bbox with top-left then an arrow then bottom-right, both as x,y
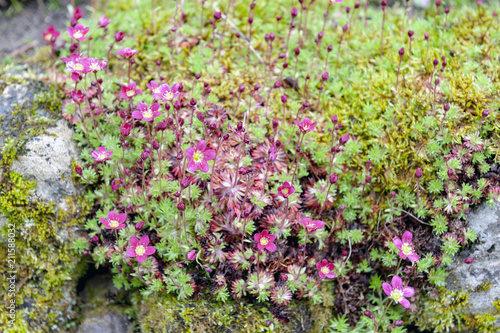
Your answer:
153,87 -> 160,94
90,63 -> 100,71
321,266 -> 330,275
193,151 -> 203,163
74,63 -> 84,71
135,245 -> 146,256
281,188 -> 289,195
143,110 -> 153,119
163,91 -> 173,100
402,243 -> 412,255
73,31 -> 83,39
45,33 -> 52,41
260,238 -> 269,246
391,289 -> 403,302
109,220 -> 119,228
98,153 -> 107,160
126,90 -> 135,97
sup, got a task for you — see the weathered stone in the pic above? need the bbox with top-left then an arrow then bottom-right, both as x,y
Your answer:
77,311 -> 131,333
11,119 -> 80,204
447,201 -> 500,327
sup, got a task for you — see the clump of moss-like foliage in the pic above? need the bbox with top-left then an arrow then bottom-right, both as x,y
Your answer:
6,0 -> 500,331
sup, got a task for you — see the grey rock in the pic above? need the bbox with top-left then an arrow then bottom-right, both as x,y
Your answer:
447,201 -> 500,326
413,0 -> 431,9
77,311 -> 131,333
11,119 -> 80,203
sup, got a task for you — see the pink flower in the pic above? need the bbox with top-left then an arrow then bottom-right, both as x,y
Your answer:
92,146 -> 113,162
67,24 -> 90,41
71,90 -> 85,104
120,83 -> 143,99
87,57 -> 107,72
117,47 -> 138,58
277,182 -> 295,198
185,140 -> 216,173
146,80 -> 162,95
43,25 -> 60,44
100,211 -> 126,230
294,117 -> 317,133
126,235 -> 156,262
111,178 -> 123,191
155,83 -> 181,102
254,230 -> 276,252
132,102 -> 161,122
98,14 -> 111,28
61,53 -> 89,74
393,231 -> 419,262
300,217 -> 325,231
316,259 -> 335,279
382,276 -> 414,308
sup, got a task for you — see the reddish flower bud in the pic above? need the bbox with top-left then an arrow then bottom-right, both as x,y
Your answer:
464,257 -> 474,264
341,250 -> 348,256
436,0 -> 442,7
364,310 -> 374,319
291,7 -> 298,18
120,123 -> 132,136
381,0 -> 387,7
342,24 -> 348,33
75,166 -> 83,175
177,202 -> 186,211
339,133 -> 350,144
135,221 -> 144,230
281,95 -> 288,103
445,7 -> 450,14
433,58 -> 439,66
415,167 -> 422,178
443,104 -> 450,111
447,169 -> 454,177
399,47 -> 405,56
482,109 -> 489,117
322,71 -> 329,81
355,2 -> 360,8
92,235 -> 99,242
214,11 -> 222,20
425,32 -> 429,40
115,31 -> 124,42
186,250 -> 197,261
330,173 -> 339,184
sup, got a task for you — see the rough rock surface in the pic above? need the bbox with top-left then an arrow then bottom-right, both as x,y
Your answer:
447,201 -> 500,326
11,119 -> 80,203
77,311 -> 131,333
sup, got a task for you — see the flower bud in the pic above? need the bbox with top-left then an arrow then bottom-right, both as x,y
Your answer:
339,133 -> 350,144
239,84 -> 245,93
425,32 -> 429,40
281,95 -> 287,103
399,47 -> 405,56
272,119 -> 279,130
364,310 -> 374,319
482,109 -> 489,117
141,150 -> 149,160
408,30 -> 414,37
355,2 -> 360,9
415,167 -> 422,178
366,176 -> 372,183
135,221 -> 144,230
115,31 -> 124,42
214,11 -> 222,20
464,257 -> 474,264
444,104 -> 450,111
291,7 -> 298,18
322,71 -> 329,81
381,0 -> 387,7
330,173 -> 339,184
433,58 -> 439,66
92,235 -> 99,242
186,250 -> 197,261
75,166 -> 83,175
120,123 -> 132,136
447,169 -> 454,177
177,202 -> 186,211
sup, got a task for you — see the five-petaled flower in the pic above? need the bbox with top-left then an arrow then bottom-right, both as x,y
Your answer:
254,230 -> 276,252
71,90 -> 85,104
67,24 -> 90,41
185,140 -> 216,173
300,217 -> 325,231
120,83 -> 143,99
277,181 -> 295,198
117,47 -> 139,58
393,231 -> 419,262
100,211 -> 126,230
111,178 -> 123,191
155,83 -> 181,102
132,102 -> 161,122
383,275 -> 414,308
43,25 -> 60,44
87,58 -> 107,72
316,259 -> 335,279
98,14 -> 111,28
61,53 -> 89,81
92,146 -> 113,162
295,117 -> 317,133
146,80 -> 162,95
126,235 -> 156,262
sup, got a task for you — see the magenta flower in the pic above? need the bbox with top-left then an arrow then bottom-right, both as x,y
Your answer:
277,181 -> 295,198
87,58 -> 107,72
117,47 -> 139,58
67,24 -> 90,41
185,140 -> 216,173
155,83 -> 181,102
120,83 -> 143,99
132,102 -> 161,122
61,53 -> 89,74
92,146 -> 113,162
43,25 -> 60,44
146,80 -> 162,95
316,259 -> 335,279
300,217 -> 325,231
382,276 -> 414,308
294,117 -> 317,133
254,230 -> 276,252
126,235 -> 156,262
393,231 -> 419,262
111,178 -> 123,191
98,14 -> 111,28
100,211 -> 126,230
71,90 -> 85,104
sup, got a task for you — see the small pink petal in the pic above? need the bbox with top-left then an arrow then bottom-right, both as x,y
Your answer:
126,247 -> 136,257
402,231 -> 413,244
266,243 -> 276,252
382,282 -> 393,296
393,238 -> 402,249
391,276 -> 403,290
402,287 -> 415,298
399,298 -> 411,308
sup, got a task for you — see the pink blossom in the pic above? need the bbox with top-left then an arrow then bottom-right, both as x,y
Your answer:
155,83 -> 181,102
92,146 -> 113,162
300,217 -> 325,231
61,53 -> 89,74
43,25 -> 60,44
100,211 -> 126,230
146,80 -> 162,95
294,117 -> 317,133
382,275 -> 414,308
98,14 -> 111,28
132,102 -> 161,122
277,181 -> 295,198
111,178 -> 123,191
116,47 -> 138,58
67,24 -> 90,41
71,90 -> 85,104
254,230 -> 276,252
393,231 -> 419,262
87,58 -> 107,72
316,259 -> 335,279
120,83 -> 143,99
185,140 -> 216,173
125,235 -> 156,262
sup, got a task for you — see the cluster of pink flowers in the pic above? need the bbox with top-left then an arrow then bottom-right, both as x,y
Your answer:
61,53 -> 107,82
